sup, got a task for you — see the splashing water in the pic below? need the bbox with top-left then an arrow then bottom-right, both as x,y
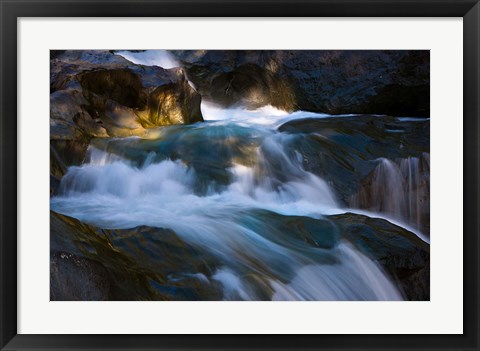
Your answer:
200,101 -> 362,128
271,243 -> 402,301
54,131 -> 342,228
116,50 -> 180,69
51,116 -> 417,300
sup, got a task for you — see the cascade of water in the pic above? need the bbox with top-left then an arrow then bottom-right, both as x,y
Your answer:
52,50 -> 429,300
350,153 -> 430,235
55,131 -> 341,221
210,243 -> 402,301
51,126 -> 406,300
271,243 -> 402,301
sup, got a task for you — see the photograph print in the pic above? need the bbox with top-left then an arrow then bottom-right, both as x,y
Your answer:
50,50 -> 430,301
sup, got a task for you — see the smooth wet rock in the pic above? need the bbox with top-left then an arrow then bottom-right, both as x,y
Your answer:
50,210 -> 221,300
50,50 -> 203,140
248,210 -> 341,251
50,50 -> 204,180
136,79 -> 203,127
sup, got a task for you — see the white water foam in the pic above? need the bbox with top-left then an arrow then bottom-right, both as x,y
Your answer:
116,50 -> 180,69
210,242 -> 403,301
53,142 -> 342,229
200,101 -> 358,128
212,268 -> 256,301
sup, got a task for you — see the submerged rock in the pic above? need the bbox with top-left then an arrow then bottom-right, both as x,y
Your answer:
171,50 -> 429,116
243,209 -> 429,300
328,212 -> 430,300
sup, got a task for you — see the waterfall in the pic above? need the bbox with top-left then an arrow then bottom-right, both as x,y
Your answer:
350,153 -> 430,236
51,120 -> 408,300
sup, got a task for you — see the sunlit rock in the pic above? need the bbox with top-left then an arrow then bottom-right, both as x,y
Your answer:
50,50 -> 204,180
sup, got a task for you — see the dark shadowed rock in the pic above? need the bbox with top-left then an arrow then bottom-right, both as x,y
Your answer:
171,50 -> 429,116
50,139 -> 90,181
206,63 -> 296,111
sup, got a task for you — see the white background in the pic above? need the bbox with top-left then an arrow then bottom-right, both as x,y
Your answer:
18,18 -> 463,334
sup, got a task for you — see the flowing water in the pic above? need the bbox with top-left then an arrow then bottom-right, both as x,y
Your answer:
350,154 -> 430,235
50,51 -> 429,301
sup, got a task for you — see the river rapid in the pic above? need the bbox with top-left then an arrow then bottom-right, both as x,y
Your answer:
50,51 -> 430,301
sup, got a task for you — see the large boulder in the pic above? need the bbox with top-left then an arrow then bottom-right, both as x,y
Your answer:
50,50 -> 204,181
171,50 -> 429,116
51,50 -> 203,137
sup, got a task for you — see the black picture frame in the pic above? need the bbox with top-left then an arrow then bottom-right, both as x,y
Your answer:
1,0 -> 479,350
